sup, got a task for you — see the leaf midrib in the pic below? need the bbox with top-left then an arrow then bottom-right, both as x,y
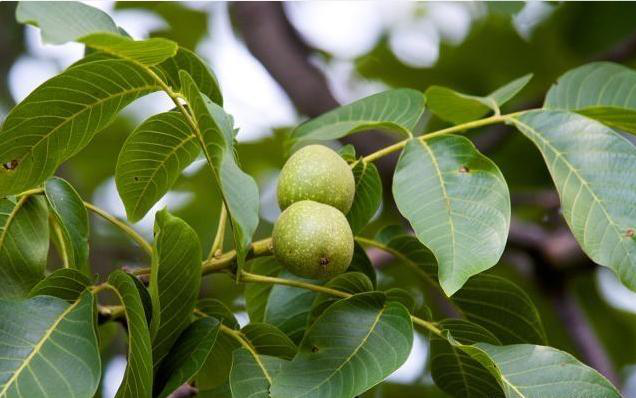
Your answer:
0,297 -> 81,396
0,196 -> 29,253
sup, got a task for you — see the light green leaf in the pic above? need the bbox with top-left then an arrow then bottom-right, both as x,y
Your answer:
425,74 -> 532,124
179,71 -> 259,268
292,89 -> 426,143
44,177 -> 90,274
264,271 -> 320,344
511,110 -> 636,292
392,136 -> 511,296
270,292 -> 413,398
348,160 -> 382,234
29,268 -> 91,302
149,209 -> 202,369
309,272 -> 374,324
370,227 -> 545,344
544,62 -> 636,133
155,317 -> 220,398
431,319 -> 503,398
0,291 -> 101,397
229,348 -> 286,398
79,33 -> 177,66
107,270 -> 153,398
116,112 -> 199,221
0,58 -> 159,195
459,343 -> 621,398
244,257 -> 282,323
241,323 -> 297,360
0,195 -> 49,298
16,1 -> 119,45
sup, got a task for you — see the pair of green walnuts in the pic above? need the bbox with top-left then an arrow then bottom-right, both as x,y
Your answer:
273,145 -> 356,279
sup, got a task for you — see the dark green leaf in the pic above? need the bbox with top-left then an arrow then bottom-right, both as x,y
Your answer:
29,268 -> 91,302
431,319 -> 503,398
270,292 -> 413,398
0,58 -> 159,195
292,89 -> 426,143
511,110 -> 636,291
309,272 -> 374,324
244,257 -> 282,323
229,348 -> 286,398
393,136 -> 510,295
0,195 -> 49,298
116,112 -> 199,221
384,288 -> 416,313
264,271 -> 319,344
197,298 -> 239,329
44,177 -> 90,274
16,1 -> 118,44
425,74 -> 532,124
179,71 -> 259,268
149,209 -> 202,369
348,160 -> 382,233
108,270 -> 153,398
544,62 -> 636,133
155,317 -> 220,398
0,291 -> 100,397
348,243 -> 377,287
241,323 -> 297,360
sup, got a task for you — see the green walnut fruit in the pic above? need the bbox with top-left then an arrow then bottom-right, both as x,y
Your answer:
277,144 -> 355,213
273,200 -> 354,279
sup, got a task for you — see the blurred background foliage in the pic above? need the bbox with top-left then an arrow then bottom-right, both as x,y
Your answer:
3,2 -> 636,397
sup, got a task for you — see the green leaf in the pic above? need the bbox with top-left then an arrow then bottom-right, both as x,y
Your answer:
44,177 -> 90,274
425,74 -> 532,124
292,89 -> 426,143
108,270 -> 153,398
241,323 -> 297,360
244,257 -> 282,323
453,274 -> 547,345
348,160 -> 382,233
0,195 -> 49,298
270,292 -> 413,398
431,319 -> 503,398
349,243 -> 377,288
29,268 -> 91,302
149,209 -> 202,369
0,58 -> 159,195
384,288 -> 417,313
544,62 -> 636,134
0,291 -> 101,397
264,271 -> 319,344
16,1 -> 119,45
393,136 -> 511,296
309,272 -> 374,324
229,348 -> 286,398
116,111 -> 199,221
459,343 -> 621,398
371,227 -> 545,344
155,317 -> 220,398
179,71 -> 259,268
511,110 -> 636,291
79,33 -> 177,66
195,300 -> 240,391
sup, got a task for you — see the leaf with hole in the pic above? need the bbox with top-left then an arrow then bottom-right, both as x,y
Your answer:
0,195 -> 49,298
229,348 -> 287,398
149,209 -> 202,369
544,62 -> 636,134
45,177 -> 90,274
108,270 -> 153,398
270,292 -> 413,398
393,136 -> 511,296
511,110 -> 636,292
292,89 -> 426,143
0,291 -> 100,398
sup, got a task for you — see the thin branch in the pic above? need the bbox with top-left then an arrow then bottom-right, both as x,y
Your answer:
208,203 -> 227,261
